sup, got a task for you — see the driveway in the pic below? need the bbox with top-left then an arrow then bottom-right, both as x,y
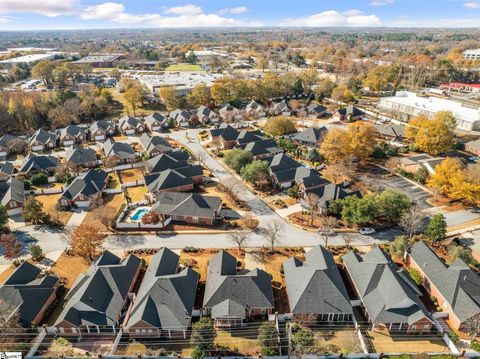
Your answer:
66,208 -> 88,227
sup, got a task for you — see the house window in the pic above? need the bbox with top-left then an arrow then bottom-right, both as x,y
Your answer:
410,325 -> 417,332
423,325 -> 430,332
192,216 -> 199,222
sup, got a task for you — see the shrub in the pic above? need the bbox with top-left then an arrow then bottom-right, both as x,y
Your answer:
470,341 -> 480,352
224,149 -> 253,172
30,173 -> 49,186
448,332 -> 460,345
23,180 -> 32,190
264,116 -> 297,136
29,244 -> 44,261
408,268 -> 422,286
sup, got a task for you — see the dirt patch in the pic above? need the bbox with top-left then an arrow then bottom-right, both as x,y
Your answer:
202,182 -> 248,211
314,329 -> 362,354
367,329 -> 448,353
107,172 -> 121,189
50,253 -> 90,288
215,328 -> 260,356
287,212 -> 341,231
118,168 -> 145,183
126,186 -> 148,202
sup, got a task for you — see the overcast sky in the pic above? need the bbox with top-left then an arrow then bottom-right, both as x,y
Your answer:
0,0 -> 479,30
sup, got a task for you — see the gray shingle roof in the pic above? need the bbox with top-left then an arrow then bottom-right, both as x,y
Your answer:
304,103 -> 327,114
293,127 -> 328,145
343,248 -> 431,325
66,147 -> 97,166
0,178 -> 25,207
242,140 -> 282,157
0,162 -> 14,176
284,246 -> 352,315
271,100 -> 290,112
246,100 -> 265,112
0,134 -> 21,149
203,251 -> 274,318
125,248 -> 199,331
55,251 -> 141,327
151,192 -> 221,220
374,124 -> 405,139
90,120 -> 115,134
210,124 -> 239,142
144,152 -> 190,174
145,169 -> 194,193
409,241 -> 480,322
465,138 -> 480,153
0,261 -> 58,327
103,139 -> 136,160
139,133 -> 172,155
61,169 -> 108,200
236,130 -> 264,145
268,153 -> 302,174
197,105 -> 217,119
29,128 -> 57,146
20,154 -> 58,173
119,115 -> 142,130
59,124 -> 85,140
144,112 -> 167,127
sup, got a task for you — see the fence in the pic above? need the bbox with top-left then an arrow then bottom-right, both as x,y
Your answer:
121,179 -> 145,188
28,187 -> 64,195
114,200 -> 171,230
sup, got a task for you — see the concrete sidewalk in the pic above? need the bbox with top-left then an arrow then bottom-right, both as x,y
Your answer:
66,209 -> 87,227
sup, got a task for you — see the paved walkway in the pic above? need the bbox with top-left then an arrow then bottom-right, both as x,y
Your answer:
66,208 -> 88,227
276,203 -> 303,217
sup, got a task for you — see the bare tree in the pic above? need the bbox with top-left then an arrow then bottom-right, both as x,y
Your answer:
228,231 -> 250,251
0,308 -> 21,352
344,233 -> 353,249
197,151 -> 208,167
260,220 -> 284,252
399,206 -> 424,238
303,192 -> 321,226
463,315 -> 480,341
69,223 -> 106,261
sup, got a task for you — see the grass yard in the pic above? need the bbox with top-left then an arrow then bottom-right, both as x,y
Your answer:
215,328 -> 260,356
314,329 -> 362,354
36,194 -> 73,225
202,182 -> 246,211
82,193 -> 125,230
126,186 -> 148,202
179,251 -> 213,281
165,63 -> 203,71
107,172 -> 121,189
50,253 -> 90,289
118,168 -> 145,183
367,330 -> 449,354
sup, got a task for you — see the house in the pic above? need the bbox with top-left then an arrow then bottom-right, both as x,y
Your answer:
306,182 -> 361,213
270,100 -> 292,116
124,248 -> 199,338
144,112 -> 168,132
90,120 -> 116,141
292,127 -> 328,147
299,103 -> 327,118
197,105 -> 219,124
283,246 -> 353,322
0,261 -> 59,327
245,100 -> 266,118
29,128 -> 57,152
144,152 -> 190,175
0,178 -> 25,215
219,104 -> 243,122
343,247 -> 433,333
19,154 -> 58,176
209,123 -> 240,149
145,166 -> 203,194
59,169 -> 108,208
169,110 -> 198,127
0,162 -> 14,181
65,147 -> 98,168
55,251 -> 141,335
0,135 -> 25,159
406,241 -> 480,332
150,192 -> 222,225
139,133 -> 173,157
399,154 -> 444,175
103,139 -> 137,165
335,105 -> 365,121
58,125 -> 86,146
465,138 -> 480,156
235,130 -> 265,147
203,250 -> 274,327
119,115 -> 145,135
242,140 -> 283,160
374,124 -> 405,143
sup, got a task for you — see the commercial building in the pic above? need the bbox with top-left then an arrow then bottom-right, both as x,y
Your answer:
463,49 -> 480,60
74,54 -> 122,68
379,91 -> 480,131
131,72 -> 223,95
0,53 -> 58,66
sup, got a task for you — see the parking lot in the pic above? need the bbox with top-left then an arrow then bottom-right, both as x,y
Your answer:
358,165 -> 433,210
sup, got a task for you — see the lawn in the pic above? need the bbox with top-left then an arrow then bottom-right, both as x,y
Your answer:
50,253 -> 90,289
118,168 -> 145,183
314,329 -> 362,354
36,194 -> 73,225
165,63 -> 203,71
82,193 -> 125,230
215,328 -> 260,356
107,172 -> 121,189
179,250 -> 213,281
367,329 -> 449,353
126,186 -> 148,202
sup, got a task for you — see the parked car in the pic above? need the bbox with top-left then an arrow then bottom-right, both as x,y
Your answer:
359,227 -> 375,235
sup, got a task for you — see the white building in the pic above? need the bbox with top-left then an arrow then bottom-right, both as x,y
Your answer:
131,72 -> 224,96
0,53 -> 58,66
463,49 -> 480,60
379,91 -> 480,131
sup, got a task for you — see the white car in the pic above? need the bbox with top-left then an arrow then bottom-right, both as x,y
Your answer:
359,227 -> 376,235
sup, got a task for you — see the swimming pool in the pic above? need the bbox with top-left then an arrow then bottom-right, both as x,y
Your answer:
130,207 -> 149,222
